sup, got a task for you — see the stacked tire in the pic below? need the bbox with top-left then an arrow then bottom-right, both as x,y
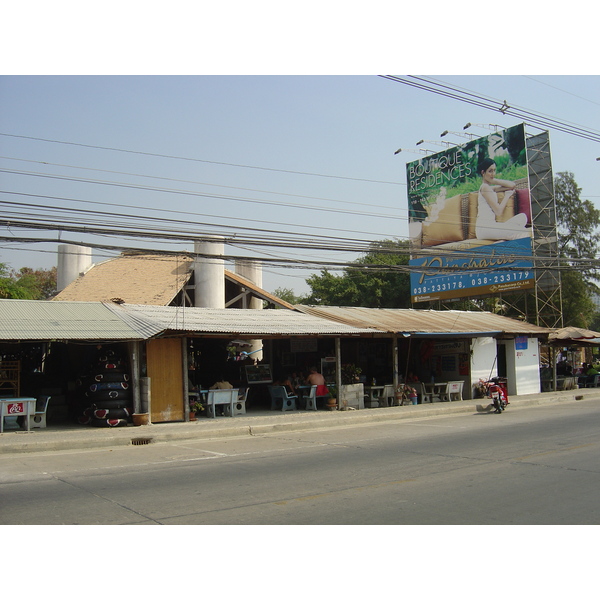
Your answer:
76,351 -> 132,427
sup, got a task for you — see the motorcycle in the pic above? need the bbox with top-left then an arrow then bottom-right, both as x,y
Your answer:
478,377 -> 509,413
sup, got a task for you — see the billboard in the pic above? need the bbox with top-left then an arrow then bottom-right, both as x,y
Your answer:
407,123 -> 534,303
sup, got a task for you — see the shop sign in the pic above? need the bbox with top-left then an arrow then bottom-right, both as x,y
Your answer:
7,402 -> 25,414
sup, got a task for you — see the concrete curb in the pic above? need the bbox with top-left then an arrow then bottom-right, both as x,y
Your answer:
1,388 -> 598,455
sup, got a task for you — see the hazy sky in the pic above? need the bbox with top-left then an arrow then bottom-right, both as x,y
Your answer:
1,6 -> 598,296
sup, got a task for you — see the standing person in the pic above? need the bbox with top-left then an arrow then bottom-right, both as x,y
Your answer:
306,366 -> 328,397
476,158 -> 530,241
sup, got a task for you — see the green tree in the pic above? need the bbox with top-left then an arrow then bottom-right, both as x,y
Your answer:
304,239 -> 411,308
554,171 -> 600,328
560,270 -> 597,329
271,287 -> 308,306
555,172 -> 600,279
0,263 -> 57,299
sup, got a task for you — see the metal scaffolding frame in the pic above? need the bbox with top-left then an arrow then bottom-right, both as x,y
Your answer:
527,130 -> 563,328
431,128 -> 564,328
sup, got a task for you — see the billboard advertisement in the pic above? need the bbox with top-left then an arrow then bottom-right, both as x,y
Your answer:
407,123 -> 534,303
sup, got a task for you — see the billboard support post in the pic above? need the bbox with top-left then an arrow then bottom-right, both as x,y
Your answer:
526,131 -> 563,328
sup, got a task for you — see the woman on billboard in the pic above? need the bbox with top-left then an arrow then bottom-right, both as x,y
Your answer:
475,158 -> 530,241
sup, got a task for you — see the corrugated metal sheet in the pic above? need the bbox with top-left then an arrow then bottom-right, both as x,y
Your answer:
0,299 -> 150,341
107,303 -> 374,337
549,326 -> 600,341
294,306 -> 550,337
0,299 -> 550,343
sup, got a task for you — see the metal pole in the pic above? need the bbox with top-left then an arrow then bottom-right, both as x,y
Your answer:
393,333 -> 399,390
335,337 -> 342,409
128,341 -> 141,414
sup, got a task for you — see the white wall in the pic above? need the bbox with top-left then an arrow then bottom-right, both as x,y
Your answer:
470,337 -> 498,397
499,337 -> 541,396
472,337 -> 541,398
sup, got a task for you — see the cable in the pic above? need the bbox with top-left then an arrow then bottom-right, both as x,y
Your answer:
0,194 -> 401,255
0,132 -> 402,186
0,155 -> 407,209
0,168 -> 405,221
522,76 -> 600,107
3,233 -> 592,275
380,76 -> 600,144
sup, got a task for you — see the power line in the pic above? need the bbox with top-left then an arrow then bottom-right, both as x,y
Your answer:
0,132 -> 402,186
380,76 -> 600,144
0,192 -> 402,248
1,218 -> 597,273
2,232 -> 595,275
522,76 -> 600,108
0,168 -> 405,221
0,155 -> 407,209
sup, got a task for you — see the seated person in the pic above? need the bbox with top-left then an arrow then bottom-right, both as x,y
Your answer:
275,374 -> 296,396
556,360 -> 569,376
210,378 -> 233,390
209,377 -> 234,415
586,364 -> 599,385
306,366 -> 328,397
564,363 -> 573,376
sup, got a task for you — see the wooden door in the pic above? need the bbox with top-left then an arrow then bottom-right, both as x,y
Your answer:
146,338 -> 184,422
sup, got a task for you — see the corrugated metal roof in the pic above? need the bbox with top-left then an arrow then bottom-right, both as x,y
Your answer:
0,299 -> 550,343
294,306 -> 550,337
106,303 -> 375,337
549,326 -> 600,341
0,299 -> 149,341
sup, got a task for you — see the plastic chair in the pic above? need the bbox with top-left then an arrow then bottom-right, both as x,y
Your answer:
438,382 -> 463,402
447,381 -> 464,401
206,389 -> 237,418
223,387 -> 248,416
268,386 -> 297,412
382,384 -> 395,407
24,395 -> 51,429
585,374 -> 600,388
303,385 -> 318,411
418,382 -> 438,403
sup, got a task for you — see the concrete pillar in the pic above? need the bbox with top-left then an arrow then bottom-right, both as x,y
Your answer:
193,237 -> 225,308
57,244 -> 92,291
235,259 -> 263,310
235,259 -> 263,361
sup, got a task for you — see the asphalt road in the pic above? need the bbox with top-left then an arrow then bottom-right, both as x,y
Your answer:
1,398 -> 599,525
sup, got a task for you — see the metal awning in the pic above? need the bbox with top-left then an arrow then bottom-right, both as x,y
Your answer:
0,299 -> 150,341
294,305 -> 550,338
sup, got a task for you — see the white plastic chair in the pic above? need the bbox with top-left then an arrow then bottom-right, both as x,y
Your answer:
206,389 -> 237,418
418,382 -> 438,403
303,385 -> 318,411
446,381 -> 464,401
24,395 -> 51,429
223,387 -> 248,416
268,386 -> 297,412
382,384 -> 395,407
